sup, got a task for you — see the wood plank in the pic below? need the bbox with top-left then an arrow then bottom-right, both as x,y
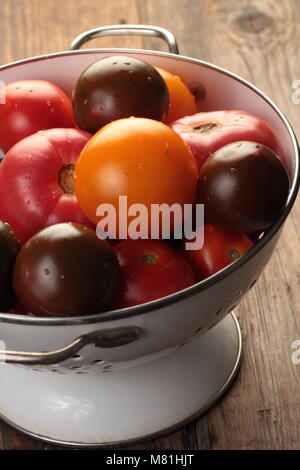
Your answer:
0,0 -> 144,65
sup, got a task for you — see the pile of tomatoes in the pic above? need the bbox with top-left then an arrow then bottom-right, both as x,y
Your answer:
0,55 -> 289,317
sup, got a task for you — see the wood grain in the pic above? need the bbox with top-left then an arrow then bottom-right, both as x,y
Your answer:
0,0 -> 300,450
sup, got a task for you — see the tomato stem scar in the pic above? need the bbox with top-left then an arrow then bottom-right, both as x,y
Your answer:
58,163 -> 75,194
228,248 -> 240,260
192,122 -> 219,134
141,253 -> 159,265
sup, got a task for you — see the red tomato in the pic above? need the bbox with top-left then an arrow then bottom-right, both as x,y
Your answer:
113,240 -> 196,308
171,110 -> 278,172
0,128 -> 93,243
182,224 -> 253,280
0,80 -> 75,153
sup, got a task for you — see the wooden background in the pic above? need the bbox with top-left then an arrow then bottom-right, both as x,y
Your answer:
0,0 -> 300,450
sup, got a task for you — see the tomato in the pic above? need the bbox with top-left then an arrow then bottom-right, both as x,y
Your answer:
73,55 -> 169,133
155,67 -> 197,124
182,224 -> 253,280
171,110 -> 278,172
0,128 -> 93,244
13,223 -> 119,317
197,141 -> 289,233
113,240 -> 196,308
8,304 -> 34,316
0,221 -> 20,311
0,80 -> 75,153
74,117 -> 198,238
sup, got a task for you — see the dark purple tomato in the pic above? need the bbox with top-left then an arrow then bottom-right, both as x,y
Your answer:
13,223 -> 119,317
72,55 -> 169,133
0,221 -> 20,311
197,141 -> 289,233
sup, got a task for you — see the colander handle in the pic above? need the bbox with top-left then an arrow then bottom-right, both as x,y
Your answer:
70,24 -> 179,54
0,325 -> 141,365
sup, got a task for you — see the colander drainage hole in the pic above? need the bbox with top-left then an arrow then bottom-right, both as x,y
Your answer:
72,354 -> 81,360
53,369 -> 66,374
234,289 -> 245,301
249,278 -> 258,289
216,308 -> 225,317
195,326 -> 203,334
93,359 -> 104,364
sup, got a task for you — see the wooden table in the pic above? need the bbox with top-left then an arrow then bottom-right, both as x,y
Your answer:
0,0 -> 300,451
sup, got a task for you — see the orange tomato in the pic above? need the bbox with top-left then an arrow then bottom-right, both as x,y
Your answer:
74,117 -> 198,238
156,67 -> 197,124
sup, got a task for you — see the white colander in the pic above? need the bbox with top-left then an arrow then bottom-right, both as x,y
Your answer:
0,25 -> 298,447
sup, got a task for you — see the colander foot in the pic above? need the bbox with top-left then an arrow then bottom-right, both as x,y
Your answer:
0,313 -> 242,448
